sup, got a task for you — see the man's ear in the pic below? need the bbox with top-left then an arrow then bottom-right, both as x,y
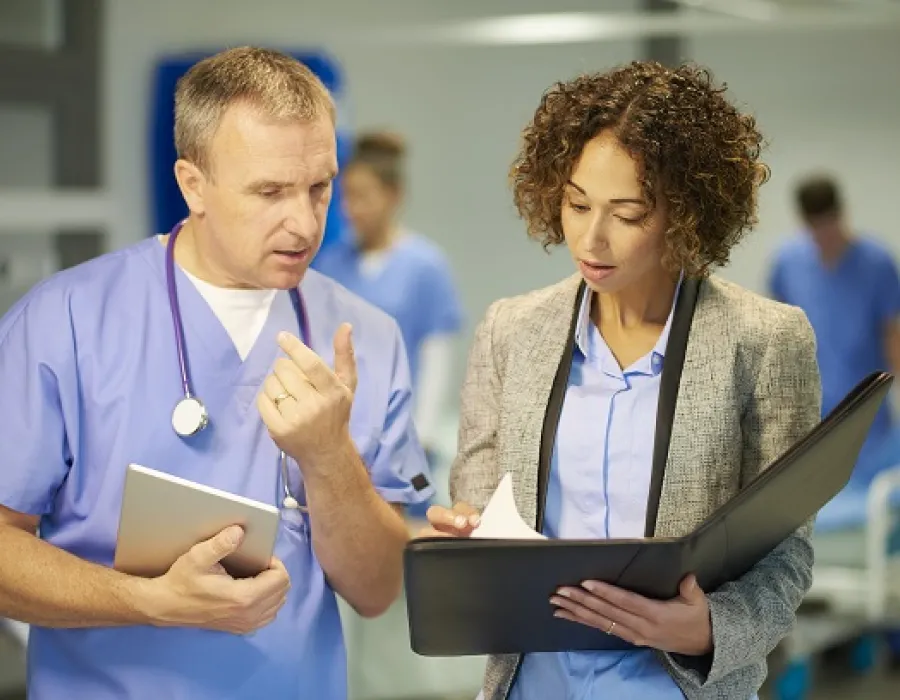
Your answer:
174,159 -> 207,215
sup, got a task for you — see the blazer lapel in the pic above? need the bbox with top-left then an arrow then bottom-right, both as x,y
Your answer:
644,277 -> 702,536
504,276 -> 582,529
535,281 -> 584,531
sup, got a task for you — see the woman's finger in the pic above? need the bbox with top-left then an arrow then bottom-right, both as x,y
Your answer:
414,527 -> 455,539
427,504 -> 481,532
551,597 -> 644,646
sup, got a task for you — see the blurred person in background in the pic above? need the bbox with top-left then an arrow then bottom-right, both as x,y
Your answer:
424,61 -> 820,700
769,173 -> 900,665
769,174 -> 900,485
313,132 -> 463,513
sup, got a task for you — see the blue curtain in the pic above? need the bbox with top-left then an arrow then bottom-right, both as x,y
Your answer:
149,49 -> 349,250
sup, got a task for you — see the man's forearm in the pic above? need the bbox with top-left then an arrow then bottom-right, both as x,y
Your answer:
304,439 -> 409,618
0,524 -> 153,628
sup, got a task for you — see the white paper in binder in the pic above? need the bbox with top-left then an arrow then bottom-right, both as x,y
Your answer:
470,473 -> 546,541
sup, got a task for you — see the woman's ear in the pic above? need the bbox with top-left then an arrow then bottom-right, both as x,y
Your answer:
174,159 -> 207,216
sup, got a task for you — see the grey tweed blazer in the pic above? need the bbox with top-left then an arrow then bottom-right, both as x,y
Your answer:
449,273 -> 822,700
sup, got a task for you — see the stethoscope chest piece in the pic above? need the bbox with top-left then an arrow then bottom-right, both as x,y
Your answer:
172,396 -> 209,437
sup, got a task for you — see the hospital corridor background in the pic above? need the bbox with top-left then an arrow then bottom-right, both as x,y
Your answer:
2,1 -> 900,699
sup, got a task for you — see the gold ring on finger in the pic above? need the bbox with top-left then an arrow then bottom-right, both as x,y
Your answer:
273,392 -> 292,409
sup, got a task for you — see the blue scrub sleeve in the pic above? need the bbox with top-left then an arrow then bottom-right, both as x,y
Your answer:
767,255 -> 786,302
367,323 -> 435,505
419,256 -> 464,337
0,292 -> 74,515
874,252 -> 900,325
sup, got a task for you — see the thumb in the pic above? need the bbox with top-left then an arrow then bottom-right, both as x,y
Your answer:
332,323 -> 357,393
189,525 -> 244,569
679,574 -> 702,601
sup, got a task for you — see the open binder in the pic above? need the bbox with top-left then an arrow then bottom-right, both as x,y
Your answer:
404,371 -> 894,656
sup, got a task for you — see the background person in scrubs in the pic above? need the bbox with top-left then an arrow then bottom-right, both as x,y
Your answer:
769,174 -> 900,484
313,132 -> 464,473
769,173 -> 900,663
0,47 -> 432,700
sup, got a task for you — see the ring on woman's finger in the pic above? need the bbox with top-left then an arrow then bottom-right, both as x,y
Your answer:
606,621 -> 617,635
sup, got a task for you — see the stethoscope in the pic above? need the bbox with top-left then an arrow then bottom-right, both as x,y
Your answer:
165,220 -> 310,512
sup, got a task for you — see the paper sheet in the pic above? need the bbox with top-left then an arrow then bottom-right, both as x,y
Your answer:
470,473 -> 546,540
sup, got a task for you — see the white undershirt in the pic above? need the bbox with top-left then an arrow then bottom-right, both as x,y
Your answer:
182,270 -> 276,361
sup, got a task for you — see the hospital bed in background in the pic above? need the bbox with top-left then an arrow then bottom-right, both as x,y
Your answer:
807,465 -> 900,621
768,459 -> 900,700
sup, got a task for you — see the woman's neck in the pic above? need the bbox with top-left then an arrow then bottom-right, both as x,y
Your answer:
591,270 -> 678,332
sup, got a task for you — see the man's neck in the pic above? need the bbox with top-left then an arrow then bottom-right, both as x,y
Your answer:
816,230 -> 853,268
358,223 -> 400,254
169,219 -> 248,289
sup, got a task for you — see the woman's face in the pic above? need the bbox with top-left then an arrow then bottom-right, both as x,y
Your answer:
561,130 -> 669,294
341,163 -> 400,246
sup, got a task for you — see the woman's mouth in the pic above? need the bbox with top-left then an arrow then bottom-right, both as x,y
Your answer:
579,260 -> 617,282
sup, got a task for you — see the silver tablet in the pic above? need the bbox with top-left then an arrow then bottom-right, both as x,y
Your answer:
114,463 -> 280,579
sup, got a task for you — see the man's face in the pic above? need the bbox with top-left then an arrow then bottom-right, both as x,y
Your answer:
191,102 -> 338,289
804,211 -> 844,248
341,163 -> 400,247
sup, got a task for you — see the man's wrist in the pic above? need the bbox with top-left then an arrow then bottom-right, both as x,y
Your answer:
119,575 -> 168,627
297,431 -> 360,484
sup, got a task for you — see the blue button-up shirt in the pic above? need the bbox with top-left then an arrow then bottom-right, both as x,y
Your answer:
510,282 -> 690,699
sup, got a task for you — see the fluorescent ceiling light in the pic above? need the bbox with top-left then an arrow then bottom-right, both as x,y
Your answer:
356,6 -> 900,47
438,13 -> 626,45
676,0 -> 780,21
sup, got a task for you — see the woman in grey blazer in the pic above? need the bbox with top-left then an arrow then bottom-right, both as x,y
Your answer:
424,61 -> 821,699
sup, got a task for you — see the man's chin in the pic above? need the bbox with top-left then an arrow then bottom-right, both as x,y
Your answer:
267,270 -> 307,290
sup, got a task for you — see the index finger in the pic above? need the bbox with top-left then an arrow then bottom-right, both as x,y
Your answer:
240,565 -> 291,596
277,332 -> 334,392
580,580 -> 658,618
267,556 -> 288,574
427,504 -> 481,531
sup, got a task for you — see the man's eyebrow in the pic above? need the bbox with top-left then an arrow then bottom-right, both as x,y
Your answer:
245,178 -> 294,191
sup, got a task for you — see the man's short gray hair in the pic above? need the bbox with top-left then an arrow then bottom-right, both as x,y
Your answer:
174,46 -> 335,173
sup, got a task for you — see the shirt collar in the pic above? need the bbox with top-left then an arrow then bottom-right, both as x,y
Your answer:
573,273 -> 684,376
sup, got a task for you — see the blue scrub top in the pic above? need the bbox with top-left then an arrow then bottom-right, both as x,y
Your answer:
0,237 -> 433,700
770,235 -> 900,483
311,233 -> 463,386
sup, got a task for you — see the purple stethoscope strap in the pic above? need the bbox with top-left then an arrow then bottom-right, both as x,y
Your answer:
165,220 -> 312,407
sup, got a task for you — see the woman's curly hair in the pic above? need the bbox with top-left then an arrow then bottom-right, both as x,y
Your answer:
510,61 -> 769,277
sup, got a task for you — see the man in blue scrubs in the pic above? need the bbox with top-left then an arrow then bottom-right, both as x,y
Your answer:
0,47 -> 432,699
769,174 -> 900,482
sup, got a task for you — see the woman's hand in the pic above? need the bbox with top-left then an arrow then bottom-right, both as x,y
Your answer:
417,503 -> 481,538
551,574 -> 713,656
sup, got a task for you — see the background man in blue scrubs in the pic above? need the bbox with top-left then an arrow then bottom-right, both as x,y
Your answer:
769,173 -> 900,663
770,173 -> 900,483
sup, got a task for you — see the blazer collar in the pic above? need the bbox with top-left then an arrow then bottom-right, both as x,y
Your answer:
528,275 -> 702,536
